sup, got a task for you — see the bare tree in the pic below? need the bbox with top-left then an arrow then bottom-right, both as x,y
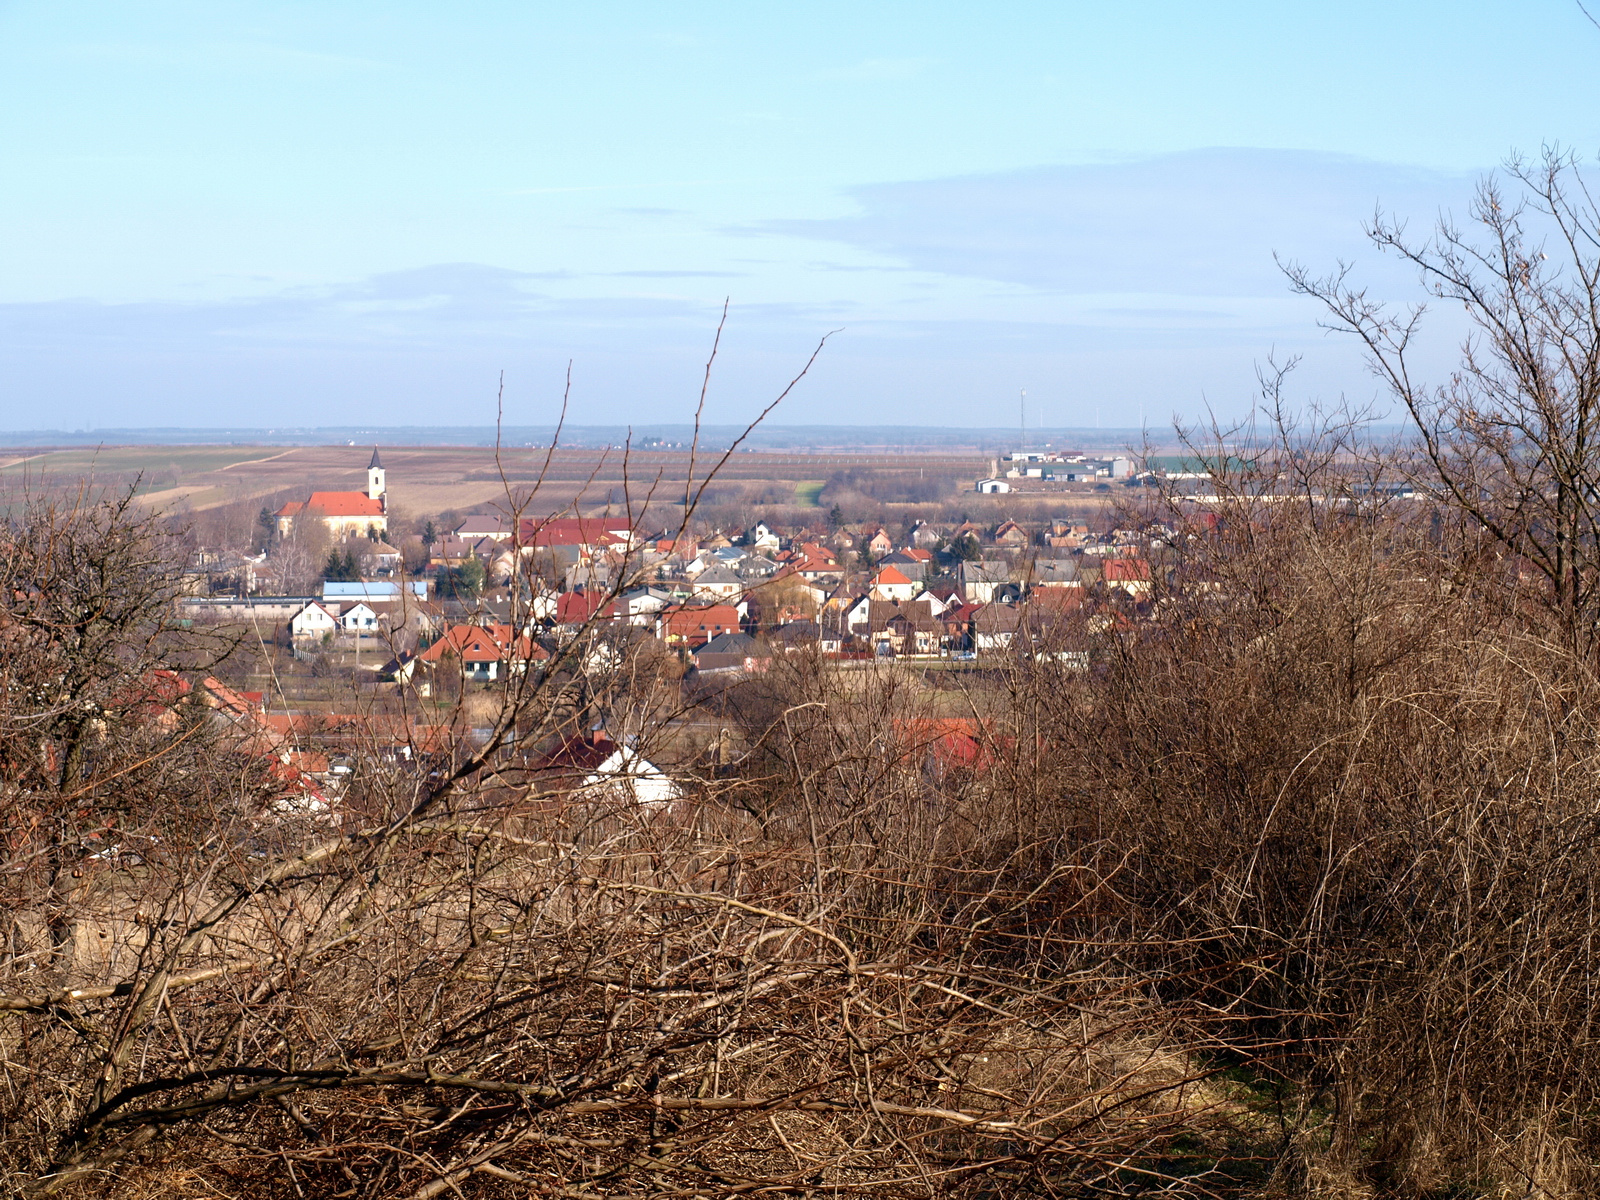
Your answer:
1284,147 -> 1600,650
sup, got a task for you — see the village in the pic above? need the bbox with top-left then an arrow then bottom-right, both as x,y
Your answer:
161,446 -> 1178,811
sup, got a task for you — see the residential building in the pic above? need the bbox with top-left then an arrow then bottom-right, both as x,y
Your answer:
289,602 -> 340,640
693,631 -> 773,673
870,565 -> 920,602
959,560 -> 1011,603
659,603 -> 741,648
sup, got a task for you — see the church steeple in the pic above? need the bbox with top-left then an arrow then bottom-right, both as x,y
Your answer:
366,447 -> 386,503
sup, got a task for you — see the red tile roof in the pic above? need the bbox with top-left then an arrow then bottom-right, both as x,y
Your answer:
660,603 -> 740,646
279,491 -> 383,519
1104,558 -> 1152,582
418,624 -> 547,664
518,517 -> 634,548
555,591 -> 617,625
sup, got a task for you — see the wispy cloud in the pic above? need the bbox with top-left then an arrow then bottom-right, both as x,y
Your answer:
765,148 -> 1479,297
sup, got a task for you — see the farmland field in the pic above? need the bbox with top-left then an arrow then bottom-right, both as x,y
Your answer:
0,443 -> 998,517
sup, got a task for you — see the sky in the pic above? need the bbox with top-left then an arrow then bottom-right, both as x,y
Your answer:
1,1 -> 1598,432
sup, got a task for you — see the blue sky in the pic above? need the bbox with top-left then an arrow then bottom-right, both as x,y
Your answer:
1,1 -> 1597,431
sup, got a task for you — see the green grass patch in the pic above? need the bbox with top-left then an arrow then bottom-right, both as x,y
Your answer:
794,480 -> 826,506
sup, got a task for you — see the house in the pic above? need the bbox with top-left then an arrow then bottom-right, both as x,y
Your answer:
691,563 -> 745,601
276,448 -> 389,539
893,718 -> 998,776
1103,557 -> 1153,598
339,602 -> 380,632
745,522 -> 781,553
769,619 -> 821,652
582,743 -> 684,808
972,602 -> 1021,651
659,603 -> 741,648
839,592 -> 876,637
517,516 -> 639,567
865,528 -> 895,558
693,631 -> 773,673
1029,558 -> 1082,588
870,565 -> 921,602
554,590 -> 618,630
290,602 -> 341,640
994,520 -> 1030,548
878,550 -> 929,582
909,521 -> 943,550
959,561 -> 1011,603
408,623 -> 547,682
975,478 -> 1012,494
883,601 -> 943,656
455,513 -> 514,540
532,729 -> 684,810
1048,524 -> 1091,549
785,543 -> 843,582
362,595 -> 446,641
858,598 -> 942,655
427,537 -> 485,569
616,585 -> 677,626
941,600 -> 983,648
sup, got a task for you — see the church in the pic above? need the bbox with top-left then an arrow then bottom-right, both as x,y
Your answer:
275,448 -> 389,539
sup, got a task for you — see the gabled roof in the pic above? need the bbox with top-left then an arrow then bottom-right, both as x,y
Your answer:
530,733 -> 619,774
960,561 -> 1010,582
1104,557 -> 1152,581
866,598 -> 939,631
661,603 -> 740,631
973,602 -> 1021,632
699,631 -> 768,656
418,623 -> 546,664
694,564 -> 744,586
873,565 -> 913,586
1031,559 -> 1081,583
304,491 -> 384,518
455,513 -> 512,537
555,591 -> 617,625
518,517 -> 634,548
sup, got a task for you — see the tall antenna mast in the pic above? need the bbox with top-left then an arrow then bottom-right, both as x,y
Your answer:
1020,388 -> 1026,452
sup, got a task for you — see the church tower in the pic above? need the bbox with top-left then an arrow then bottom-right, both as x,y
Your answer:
367,446 -> 386,507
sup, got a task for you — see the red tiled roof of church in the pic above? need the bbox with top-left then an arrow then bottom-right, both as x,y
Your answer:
303,491 -> 384,518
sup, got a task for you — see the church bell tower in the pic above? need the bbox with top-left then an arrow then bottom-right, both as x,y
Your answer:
367,446 -> 386,508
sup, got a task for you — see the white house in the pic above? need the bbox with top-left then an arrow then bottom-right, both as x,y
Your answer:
692,564 -> 745,601
745,521 -> 780,553
869,565 -> 921,602
617,585 -> 677,626
960,561 -> 1011,604
975,478 -> 1012,494
290,602 -> 341,640
339,602 -> 380,632
582,744 -> 684,809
